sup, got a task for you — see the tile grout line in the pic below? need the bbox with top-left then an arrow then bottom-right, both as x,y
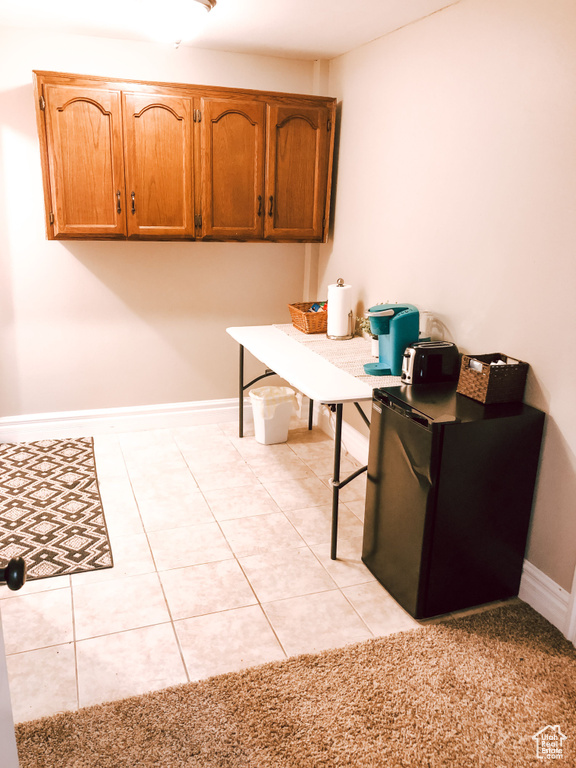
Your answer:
171,423 -> 364,661
163,425 -> 285,675
337,586 -> 377,639
209,426 -> 374,658
173,425 -> 292,660
68,575 -> 81,713
118,433 -> 192,685
283,429 -> 380,640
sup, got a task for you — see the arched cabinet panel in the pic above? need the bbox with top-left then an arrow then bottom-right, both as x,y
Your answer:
43,85 -> 126,238
265,104 -> 331,242
123,93 -> 195,239
200,99 -> 265,240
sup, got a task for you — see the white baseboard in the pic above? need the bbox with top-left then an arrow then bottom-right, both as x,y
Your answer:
317,408 -> 575,643
519,561 -> 572,640
566,569 -> 576,646
0,398 -> 245,442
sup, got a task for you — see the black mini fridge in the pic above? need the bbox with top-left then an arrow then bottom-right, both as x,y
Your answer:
362,384 -> 545,619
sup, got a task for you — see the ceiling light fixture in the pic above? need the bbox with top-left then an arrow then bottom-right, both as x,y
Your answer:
157,0 -> 216,48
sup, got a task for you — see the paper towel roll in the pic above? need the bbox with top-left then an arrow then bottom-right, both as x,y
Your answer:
327,279 -> 353,339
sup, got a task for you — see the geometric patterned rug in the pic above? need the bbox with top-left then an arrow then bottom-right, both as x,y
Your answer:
0,437 -> 113,581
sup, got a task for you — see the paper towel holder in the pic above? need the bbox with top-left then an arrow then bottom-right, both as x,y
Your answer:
327,278 -> 354,340
327,311 -> 353,340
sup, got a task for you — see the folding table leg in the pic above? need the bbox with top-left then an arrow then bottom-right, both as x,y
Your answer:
330,402 -> 369,560
330,403 -> 343,560
237,343 -> 277,440
238,344 -> 245,438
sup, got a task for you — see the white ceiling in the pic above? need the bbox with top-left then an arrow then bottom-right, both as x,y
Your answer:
0,0 -> 459,60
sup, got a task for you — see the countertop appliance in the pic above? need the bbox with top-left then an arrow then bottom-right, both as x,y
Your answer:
401,340 -> 459,384
362,384 -> 545,619
364,303 -> 420,376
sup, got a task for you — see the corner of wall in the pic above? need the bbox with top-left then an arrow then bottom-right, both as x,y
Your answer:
302,244 -> 320,302
312,59 -> 330,95
301,58 -> 332,304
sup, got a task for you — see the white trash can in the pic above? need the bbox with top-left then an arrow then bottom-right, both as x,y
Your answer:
249,386 -> 298,445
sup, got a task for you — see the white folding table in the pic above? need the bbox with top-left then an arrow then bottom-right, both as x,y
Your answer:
227,325 -> 377,560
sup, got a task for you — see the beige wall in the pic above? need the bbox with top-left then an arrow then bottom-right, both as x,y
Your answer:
322,0 -> 576,590
0,28 -> 315,415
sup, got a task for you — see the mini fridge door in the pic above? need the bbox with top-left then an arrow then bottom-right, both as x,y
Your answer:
362,394 -> 437,618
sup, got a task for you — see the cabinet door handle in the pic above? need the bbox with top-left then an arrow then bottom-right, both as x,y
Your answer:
131,191 -> 135,214
257,195 -> 262,217
116,191 -> 122,214
268,195 -> 274,217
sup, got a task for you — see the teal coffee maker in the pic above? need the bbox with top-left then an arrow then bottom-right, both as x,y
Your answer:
364,303 -> 420,376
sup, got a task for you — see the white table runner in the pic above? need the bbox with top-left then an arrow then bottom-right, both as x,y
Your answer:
274,324 -> 402,388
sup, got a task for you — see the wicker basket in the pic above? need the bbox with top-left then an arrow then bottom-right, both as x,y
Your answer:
457,353 -> 529,404
288,302 -> 328,334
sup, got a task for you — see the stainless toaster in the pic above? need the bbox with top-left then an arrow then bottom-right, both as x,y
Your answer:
401,341 -> 460,384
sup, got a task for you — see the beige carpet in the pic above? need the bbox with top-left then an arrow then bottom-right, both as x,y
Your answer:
16,602 -> 576,767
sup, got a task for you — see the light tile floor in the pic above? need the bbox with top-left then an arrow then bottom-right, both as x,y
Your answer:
0,418 -> 501,724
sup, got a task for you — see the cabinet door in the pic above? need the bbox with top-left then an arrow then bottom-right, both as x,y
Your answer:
200,98 -> 265,240
123,93 -> 195,239
43,84 -> 126,238
265,104 -> 332,241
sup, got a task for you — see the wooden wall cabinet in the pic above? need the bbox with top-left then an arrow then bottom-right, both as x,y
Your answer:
34,71 -> 336,243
